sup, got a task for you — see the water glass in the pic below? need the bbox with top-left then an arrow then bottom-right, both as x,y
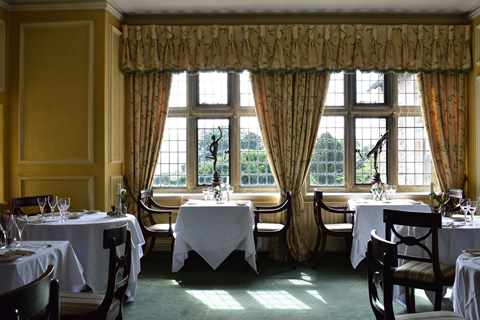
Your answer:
48,195 -> 58,215
58,197 -> 71,222
467,200 -> 477,226
37,197 -> 47,217
15,214 -> 28,247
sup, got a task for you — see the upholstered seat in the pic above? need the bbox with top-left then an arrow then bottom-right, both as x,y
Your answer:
60,292 -> 120,320
147,223 -> 175,232
324,222 -> 353,233
394,261 -> 455,284
256,222 -> 285,232
396,311 -> 463,320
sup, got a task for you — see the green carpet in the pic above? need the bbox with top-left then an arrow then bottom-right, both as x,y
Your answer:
124,252 -> 432,320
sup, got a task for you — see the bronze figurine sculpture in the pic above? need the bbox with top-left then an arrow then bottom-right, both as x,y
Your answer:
206,126 -> 223,187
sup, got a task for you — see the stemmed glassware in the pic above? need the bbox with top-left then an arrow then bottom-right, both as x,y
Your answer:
0,223 -> 6,249
460,199 -> 477,226
467,199 -> 478,226
58,197 -> 71,222
15,214 -> 28,247
37,197 -> 47,217
48,195 -> 58,216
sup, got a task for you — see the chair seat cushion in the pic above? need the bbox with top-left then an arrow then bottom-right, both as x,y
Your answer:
394,261 -> 455,284
60,292 -> 104,316
147,223 -> 175,232
325,223 -> 353,232
396,311 -> 463,320
256,223 -> 285,232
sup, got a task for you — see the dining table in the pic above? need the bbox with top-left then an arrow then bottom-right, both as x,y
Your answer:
23,212 -> 145,301
452,251 -> 480,320
348,198 -> 431,268
0,241 -> 86,294
172,199 -> 257,273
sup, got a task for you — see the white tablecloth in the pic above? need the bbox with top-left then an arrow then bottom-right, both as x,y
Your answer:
0,241 -> 86,294
172,200 -> 257,273
23,213 -> 145,301
453,253 -> 480,320
348,198 -> 431,268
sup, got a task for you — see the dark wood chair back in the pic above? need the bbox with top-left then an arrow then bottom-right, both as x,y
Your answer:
0,265 -> 59,320
313,191 -> 355,235
137,189 -> 177,236
98,225 -> 132,319
367,230 -> 397,320
11,195 -> 53,215
383,209 -> 443,281
253,190 -> 293,234
441,188 -> 464,214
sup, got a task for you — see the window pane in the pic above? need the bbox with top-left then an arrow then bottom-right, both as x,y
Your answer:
153,117 -> 187,187
325,72 -> 344,106
355,71 -> 385,104
397,73 -> 421,107
355,118 -> 387,184
199,72 -> 228,105
398,116 -> 432,186
240,71 -> 255,107
197,119 -> 230,185
240,117 -> 275,186
310,116 -> 345,187
168,72 -> 187,108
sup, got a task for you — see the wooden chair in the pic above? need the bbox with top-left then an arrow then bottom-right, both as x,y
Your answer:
383,209 -> 455,313
367,230 -> 462,320
61,225 -> 132,320
441,189 -> 464,215
253,191 -> 293,260
311,191 -> 355,263
137,189 -> 179,256
11,195 -> 53,215
0,265 -> 59,320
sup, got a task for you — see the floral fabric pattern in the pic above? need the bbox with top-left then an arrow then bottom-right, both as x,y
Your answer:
251,71 -> 329,261
418,72 -> 467,191
121,24 -> 471,73
125,72 -> 172,213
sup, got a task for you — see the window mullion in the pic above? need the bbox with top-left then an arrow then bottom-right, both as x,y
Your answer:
231,73 -> 241,191
345,73 -> 354,191
186,73 -> 197,192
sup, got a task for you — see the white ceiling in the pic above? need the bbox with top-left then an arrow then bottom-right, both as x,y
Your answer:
6,0 -> 480,15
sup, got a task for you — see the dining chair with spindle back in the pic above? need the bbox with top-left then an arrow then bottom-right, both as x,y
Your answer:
383,209 -> 455,312
367,230 -> 462,320
137,189 -> 179,256
311,191 -> 355,264
11,195 -> 53,215
253,190 -> 293,261
61,225 -> 132,320
0,265 -> 59,320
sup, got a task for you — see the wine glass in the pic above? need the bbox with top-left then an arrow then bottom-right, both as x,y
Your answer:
467,199 -> 477,226
460,200 -> 470,224
0,223 -> 6,249
58,198 -> 71,222
37,197 -> 47,217
48,195 -> 58,215
15,214 -> 28,247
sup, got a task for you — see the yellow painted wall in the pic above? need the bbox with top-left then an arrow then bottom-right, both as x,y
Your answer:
5,10 -> 117,211
0,7 -> 9,204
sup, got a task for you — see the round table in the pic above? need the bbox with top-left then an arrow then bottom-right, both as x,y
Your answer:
453,253 -> 480,320
23,213 -> 145,301
0,241 -> 85,294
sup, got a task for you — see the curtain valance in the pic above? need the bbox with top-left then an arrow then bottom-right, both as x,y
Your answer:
121,24 -> 471,73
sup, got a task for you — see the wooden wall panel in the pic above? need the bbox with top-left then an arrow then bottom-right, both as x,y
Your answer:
19,176 -> 94,210
0,20 -> 5,93
109,26 -> 124,164
19,21 -> 93,163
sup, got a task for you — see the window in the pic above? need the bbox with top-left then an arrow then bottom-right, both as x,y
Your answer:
308,72 -> 432,191
355,118 -> 387,184
198,71 -> 229,105
240,117 -> 274,186
155,71 -> 433,192
197,119 -> 230,186
355,71 -> 385,104
310,116 -> 345,187
154,117 -> 187,187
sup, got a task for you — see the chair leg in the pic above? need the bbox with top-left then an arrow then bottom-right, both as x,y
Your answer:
344,236 -> 352,260
313,233 -> 327,267
434,288 -> 443,311
148,236 -> 156,255
170,237 -> 175,265
406,287 -> 416,313
310,230 -> 322,264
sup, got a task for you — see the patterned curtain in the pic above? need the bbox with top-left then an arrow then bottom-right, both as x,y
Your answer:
125,72 -> 172,212
121,24 -> 471,73
418,72 -> 467,191
250,71 -> 329,261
